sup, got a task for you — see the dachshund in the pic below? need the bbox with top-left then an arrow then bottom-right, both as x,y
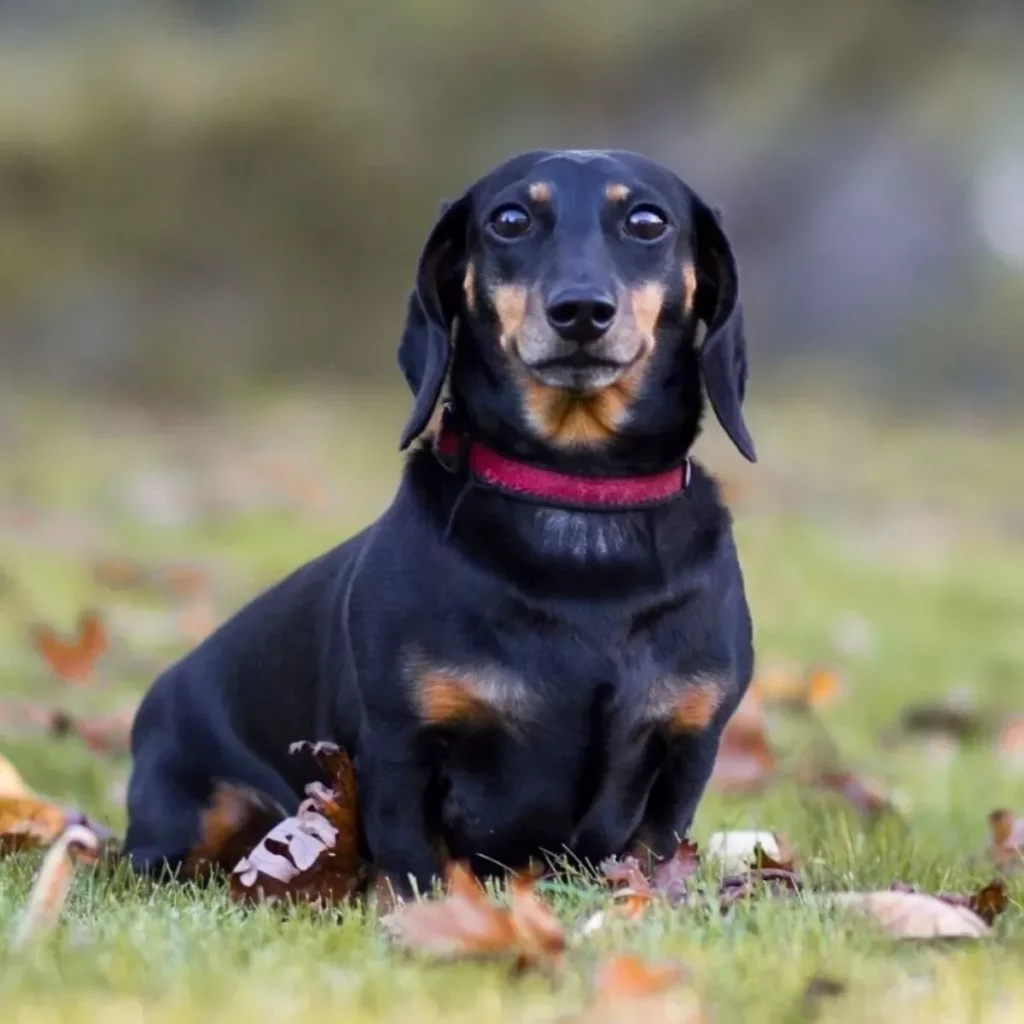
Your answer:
124,149 -> 757,896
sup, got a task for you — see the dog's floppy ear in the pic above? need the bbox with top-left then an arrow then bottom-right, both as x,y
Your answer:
691,198 -> 756,463
397,194 -> 470,449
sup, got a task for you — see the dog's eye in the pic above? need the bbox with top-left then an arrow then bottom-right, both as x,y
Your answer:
488,204 -> 532,240
625,206 -> 669,241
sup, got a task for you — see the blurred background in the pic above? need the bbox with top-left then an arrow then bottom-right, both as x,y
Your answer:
0,0 -> 1022,407
0,1 -> 1023,839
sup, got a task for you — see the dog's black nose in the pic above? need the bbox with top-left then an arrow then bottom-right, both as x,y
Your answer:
545,286 -> 617,344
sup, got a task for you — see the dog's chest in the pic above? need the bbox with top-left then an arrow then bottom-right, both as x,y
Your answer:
427,610 -> 725,871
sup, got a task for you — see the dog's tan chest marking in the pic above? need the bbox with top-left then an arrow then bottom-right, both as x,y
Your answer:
412,665 -> 535,730
644,676 -> 727,734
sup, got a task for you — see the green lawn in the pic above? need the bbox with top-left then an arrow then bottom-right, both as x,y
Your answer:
1,389 -> 1023,1023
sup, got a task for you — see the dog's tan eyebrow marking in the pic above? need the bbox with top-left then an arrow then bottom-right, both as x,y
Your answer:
492,284 -> 528,352
682,262 -> 697,315
463,261 -> 476,313
412,666 -> 536,730
644,676 -> 728,734
605,183 -> 631,202
528,181 -> 553,203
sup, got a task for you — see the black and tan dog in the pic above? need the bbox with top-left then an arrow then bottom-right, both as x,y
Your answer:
125,149 -> 756,894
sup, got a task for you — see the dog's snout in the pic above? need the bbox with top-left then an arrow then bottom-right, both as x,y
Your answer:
544,286 -> 617,344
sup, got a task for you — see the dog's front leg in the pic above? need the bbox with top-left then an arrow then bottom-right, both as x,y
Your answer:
632,728 -> 722,859
359,721 -> 443,899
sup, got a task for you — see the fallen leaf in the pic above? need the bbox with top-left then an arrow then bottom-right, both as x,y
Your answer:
592,953 -> 688,999
989,809 -> 1024,868
0,700 -> 60,740
176,599 -> 217,644
890,696 -> 987,744
998,718 -> 1024,768
586,954 -> 705,1023
228,740 -> 362,903
801,975 -> 848,1017
808,771 -> 901,820
718,868 -> 802,911
576,888 -> 656,936
383,862 -> 565,970
967,881 -> 1008,925
601,855 -> 652,893
0,794 -> 67,852
804,667 -> 846,708
30,610 -> 109,684
287,740 -> 359,876
91,555 -> 147,591
833,891 -> 990,939
752,663 -> 844,708
890,880 -> 1008,927
650,839 -> 701,904
10,824 -> 101,948
0,751 -> 32,797
185,783 -> 287,878
92,557 -> 210,600
709,688 -> 776,792
705,831 -> 793,875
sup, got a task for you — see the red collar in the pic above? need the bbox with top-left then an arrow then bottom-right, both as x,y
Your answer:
434,416 -> 689,510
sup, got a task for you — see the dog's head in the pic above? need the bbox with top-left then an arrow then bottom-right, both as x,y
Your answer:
398,149 -> 755,464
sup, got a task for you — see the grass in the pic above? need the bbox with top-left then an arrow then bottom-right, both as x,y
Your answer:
1,388 -> 1023,1022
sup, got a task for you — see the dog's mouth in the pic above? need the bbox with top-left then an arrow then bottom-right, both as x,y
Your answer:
520,351 -> 639,393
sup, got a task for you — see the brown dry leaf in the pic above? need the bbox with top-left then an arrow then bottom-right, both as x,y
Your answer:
10,824 -> 102,948
287,740 -> 359,877
586,954 -> 705,1023
64,705 -> 137,756
601,855 -> 652,893
998,717 -> 1024,766
804,666 -> 846,707
185,783 -> 287,878
0,701 -> 61,741
705,831 -> 795,874
801,976 -> 848,1017
967,881 -> 1008,925
833,891 -> 990,939
91,555 -> 148,591
0,794 -> 67,853
1,751 -> 32,798
383,862 -> 565,970
989,809 -> 1024,868
809,771 -> 901,820
709,688 -> 776,792
92,556 -> 211,600
891,880 -> 1008,927
227,740 -> 362,903
176,599 -> 218,644
753,663 -> 845,709
718,868 -> 802,911
893,700 -> 987,743
650,839 -> 701,904
229,805 -> 357,904
30,610 -> 109,685
593,954 -> 689,999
